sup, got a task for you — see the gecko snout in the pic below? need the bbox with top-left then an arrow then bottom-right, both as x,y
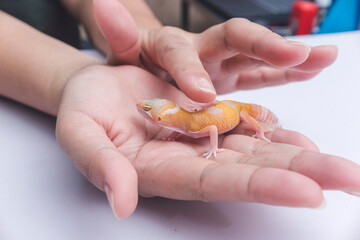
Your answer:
137,100 -> 153,112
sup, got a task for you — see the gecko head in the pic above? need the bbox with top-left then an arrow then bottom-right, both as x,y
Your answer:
136,98 -> 177,124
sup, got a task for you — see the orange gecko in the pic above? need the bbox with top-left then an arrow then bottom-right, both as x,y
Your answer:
137,99 -> 281,159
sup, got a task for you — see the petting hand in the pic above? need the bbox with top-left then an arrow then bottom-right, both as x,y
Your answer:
56,65 -> 360,219
93,0 -> 338,104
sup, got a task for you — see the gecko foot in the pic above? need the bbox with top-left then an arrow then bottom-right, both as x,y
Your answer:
201,148 -> 225,159
252,131 -> 271,142
162,131 -> 180,141
161,137 -> 176,141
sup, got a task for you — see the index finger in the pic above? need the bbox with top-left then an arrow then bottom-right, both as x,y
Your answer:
197,18 -> 311,68
147,27 -> 217,103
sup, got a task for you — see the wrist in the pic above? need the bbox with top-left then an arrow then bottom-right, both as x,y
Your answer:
0,12 -> 103,116
50,55 -> 102,116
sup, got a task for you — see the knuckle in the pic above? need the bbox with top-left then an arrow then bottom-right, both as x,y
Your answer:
85,146 -> 116,188
288,149 -> 308,171
252,139 -> 270,155
155,27 -> 192,55
224,18 -> 250,31
159,26 -> 178,34
78,161 -> 93,183
222,18 -> 251,52
246,167 -> 262,201
156,36 -> 194,69
195,162 -> 219,201
160,36 -> 191,54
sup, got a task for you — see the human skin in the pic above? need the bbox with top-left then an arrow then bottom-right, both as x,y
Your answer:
1,4 -> 359,221
0,11 -> 100,114
56,65 -> 360,219
62,0 -> 338,105
60,0 -> 162,54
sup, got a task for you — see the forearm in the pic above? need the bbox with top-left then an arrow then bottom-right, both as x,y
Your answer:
0,11 -> 101,115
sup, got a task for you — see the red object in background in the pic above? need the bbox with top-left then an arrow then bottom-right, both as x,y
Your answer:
290,1 -> 319,35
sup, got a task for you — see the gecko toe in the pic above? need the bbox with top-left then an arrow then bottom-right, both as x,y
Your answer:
201,148 -> 224,159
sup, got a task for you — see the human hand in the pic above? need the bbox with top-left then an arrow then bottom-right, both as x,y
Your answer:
93,0 -> 338,103
56,65 -> 360,219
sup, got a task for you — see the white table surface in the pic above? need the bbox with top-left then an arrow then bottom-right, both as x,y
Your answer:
1,31 -> 360,240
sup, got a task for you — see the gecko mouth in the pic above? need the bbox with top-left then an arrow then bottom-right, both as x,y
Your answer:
136,104 -> 169,131
136,105 -> 152,118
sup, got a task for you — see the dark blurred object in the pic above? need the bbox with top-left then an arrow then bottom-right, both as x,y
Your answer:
182,0 -> 314,30
0,0 -> 80,48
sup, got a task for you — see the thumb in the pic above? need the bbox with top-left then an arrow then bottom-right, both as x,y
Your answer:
56,112 -> 138,219
93,0 -> 140,65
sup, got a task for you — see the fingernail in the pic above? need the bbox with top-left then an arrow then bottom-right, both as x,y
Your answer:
104,183 -> 122,220
315,198 -> 327,210
288,41 -> 311,53
196,78 -> 216,95
345,191 -> 360,197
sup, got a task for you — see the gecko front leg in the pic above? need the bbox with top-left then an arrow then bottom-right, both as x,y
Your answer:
200,125 -> 224,159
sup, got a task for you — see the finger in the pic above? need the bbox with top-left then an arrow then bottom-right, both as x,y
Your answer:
220,135 -> 360,193
197,18 -> 311,68
235,67 -> 321,90
266,128 -> 319,151
291,45 -> 338,72
221,45 -> 338,75
221,134 -> 315,156
93,0 -> 140,65
150,27 -> 216,103
138,156 -> 323,208
221,54 -> 263,75
126,65 -> 215,112
56,111 -> 138,219
113,64 -> 214,112
229,124 -> 319,151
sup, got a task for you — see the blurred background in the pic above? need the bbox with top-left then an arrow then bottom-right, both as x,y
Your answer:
146,0 -> 221,32
0,0 -> 358,48
146,0 -> 360,35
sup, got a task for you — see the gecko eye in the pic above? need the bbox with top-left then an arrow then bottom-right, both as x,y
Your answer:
143,104 -> 152,111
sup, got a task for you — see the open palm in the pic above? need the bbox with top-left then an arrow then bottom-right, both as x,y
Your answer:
56,65 -> 360,219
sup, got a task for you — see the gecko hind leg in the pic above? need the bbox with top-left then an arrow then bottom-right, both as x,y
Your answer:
162,131 -> 181,141
239,110 -> 271,142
